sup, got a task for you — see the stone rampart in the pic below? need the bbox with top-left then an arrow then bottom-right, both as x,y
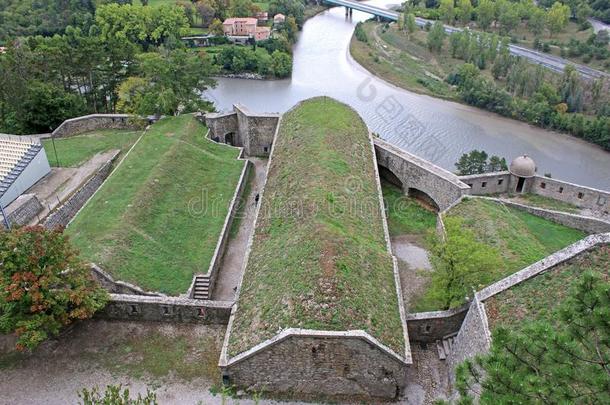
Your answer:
204,105 -> 279,157
99,294 -> 232,324
43,150 -> 120,229
220,329 -> 409,400
446,295 -> 491,387
458,171 -> 511,195
530,176 -> 610,214
374,138 -> 470,211
476,197 -> 610,234
3,194 -> 43,227
406,305 -> 469,343
52,114 -> 144,138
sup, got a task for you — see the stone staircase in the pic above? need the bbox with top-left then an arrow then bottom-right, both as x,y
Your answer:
436,332 -> 458,360
192,274 -> 211,300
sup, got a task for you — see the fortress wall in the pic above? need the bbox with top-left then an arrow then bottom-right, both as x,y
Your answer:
90,264 -> 163,297
43,150 -> 120,229
99,294 -> 232,324
52,114 -> 143,138
446,295 -> 491,388
203,112 -> 240,145
406,305 -> 469,343
458,172 -> 511,195
3,193 -> 42,227
235,105 -> 279,157
221,330 -> 408,400
478,197 -> 610,234
530,176 -> 610,214
374,138 -> 470,211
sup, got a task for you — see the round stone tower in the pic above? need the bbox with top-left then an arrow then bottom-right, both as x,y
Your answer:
509,155 -> 537,193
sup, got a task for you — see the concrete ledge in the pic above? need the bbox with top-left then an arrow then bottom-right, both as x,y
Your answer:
99,294 -> 233,324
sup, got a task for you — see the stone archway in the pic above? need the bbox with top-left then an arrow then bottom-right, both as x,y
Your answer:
225,132 -> 235,146
378,166 -> 403,189
407,188 -> 440,212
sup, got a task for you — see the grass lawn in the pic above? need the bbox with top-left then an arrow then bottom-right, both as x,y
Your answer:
507,192 -> 580,213
67,115 -> 244,294
382,181 -> 437,237
446,198 -> 586,275
485,244 -> 610,331
43,130 -> 141,168
228,98 -> 405,357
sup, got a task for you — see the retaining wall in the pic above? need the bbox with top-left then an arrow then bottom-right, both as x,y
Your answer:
43,150 -> 120,229
3,194 -> 43,227
91,264 -> 163,297
406,305 -> 469,343
52,114 -> 142,138
99,294 -> 232,324
374,138 -> 470,211
220,329 -> 409,400
478,197 -> 610,234
530,176 -> 610,214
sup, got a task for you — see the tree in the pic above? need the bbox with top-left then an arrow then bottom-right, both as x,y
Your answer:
457,0 -> 473,26
439,0 -> 456,24
476,0 -> 495,31
422,217 -> 503,310
547,2 -> 570,37
406,13 -> 418,36
209,18 -> 225,36
269,0 -> 306,26
230,0 -> 257,17
455,149 -> 507,174
118,49 -> 217,116
427,21 -> 446,52
498,6 -> 520,35
271,50 -> 292,78
528,7 -> 546,37
0,226 -> 108,351
80,385 -> 157,405
457,272 -> 610,403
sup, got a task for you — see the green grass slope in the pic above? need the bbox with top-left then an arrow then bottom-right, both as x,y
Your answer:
67,115 -> 244,294
43,130 -> 141,167
228,98 -> 405,356
447,198 -> 586,275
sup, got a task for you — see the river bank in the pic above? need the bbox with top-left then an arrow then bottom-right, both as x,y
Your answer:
349,21 -> 610,153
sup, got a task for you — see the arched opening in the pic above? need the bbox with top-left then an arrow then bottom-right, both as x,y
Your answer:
225,132 -> 235,146
378,166 -> 403,189
408,188 -> 440,212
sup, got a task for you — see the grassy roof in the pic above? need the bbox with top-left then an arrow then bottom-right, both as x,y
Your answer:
228,98 -> 405,357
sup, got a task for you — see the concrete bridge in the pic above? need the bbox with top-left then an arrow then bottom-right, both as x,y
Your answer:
324,0 -> 608,79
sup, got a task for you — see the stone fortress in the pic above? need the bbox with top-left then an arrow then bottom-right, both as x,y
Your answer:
2,97 -> 609,402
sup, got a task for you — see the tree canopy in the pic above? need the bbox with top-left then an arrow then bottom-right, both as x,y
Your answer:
0,226 -> 108,350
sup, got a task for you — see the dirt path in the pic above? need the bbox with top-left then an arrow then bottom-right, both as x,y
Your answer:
212,158 -> 267,301
391,235 -> 433,313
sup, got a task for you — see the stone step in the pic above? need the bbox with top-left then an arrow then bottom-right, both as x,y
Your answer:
436,340 -> 446,360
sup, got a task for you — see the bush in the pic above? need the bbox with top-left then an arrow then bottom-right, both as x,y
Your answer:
0,226 -> 108,350
355,22 -> 368,43
79,385 -> 157,405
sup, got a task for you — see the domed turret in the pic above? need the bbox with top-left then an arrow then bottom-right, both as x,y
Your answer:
509,155 -> 536,178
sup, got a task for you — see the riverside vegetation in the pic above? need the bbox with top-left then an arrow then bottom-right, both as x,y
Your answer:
351,20 -> 610,151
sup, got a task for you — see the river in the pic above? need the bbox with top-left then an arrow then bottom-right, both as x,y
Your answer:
205,1 -> 610,190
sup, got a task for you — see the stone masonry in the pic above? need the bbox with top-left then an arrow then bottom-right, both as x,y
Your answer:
51,114 -> 144,138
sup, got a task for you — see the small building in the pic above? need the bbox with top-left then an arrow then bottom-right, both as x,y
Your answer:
0,47 -> 6,54
222,17 -> 271,42
255,11 -> 268,23
222,17 -> 258,36
509,154 -> 537,193
273,13 -> 286,24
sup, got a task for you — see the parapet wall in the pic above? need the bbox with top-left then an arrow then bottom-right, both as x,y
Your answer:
3,194 -> 42,227
406,305 -> 469,343
477,197 -> 610,234
459,172 -> 511,195
90,264 -> 163,297
530,176 -> 610,214
51,114 -> 143,138
99,294 -> 232,324
43,150 -> 119,229
220,329 -> 409,400
374,138 -> 470,211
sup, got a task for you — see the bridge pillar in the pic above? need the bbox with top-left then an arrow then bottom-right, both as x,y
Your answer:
349,8 -> 353,16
